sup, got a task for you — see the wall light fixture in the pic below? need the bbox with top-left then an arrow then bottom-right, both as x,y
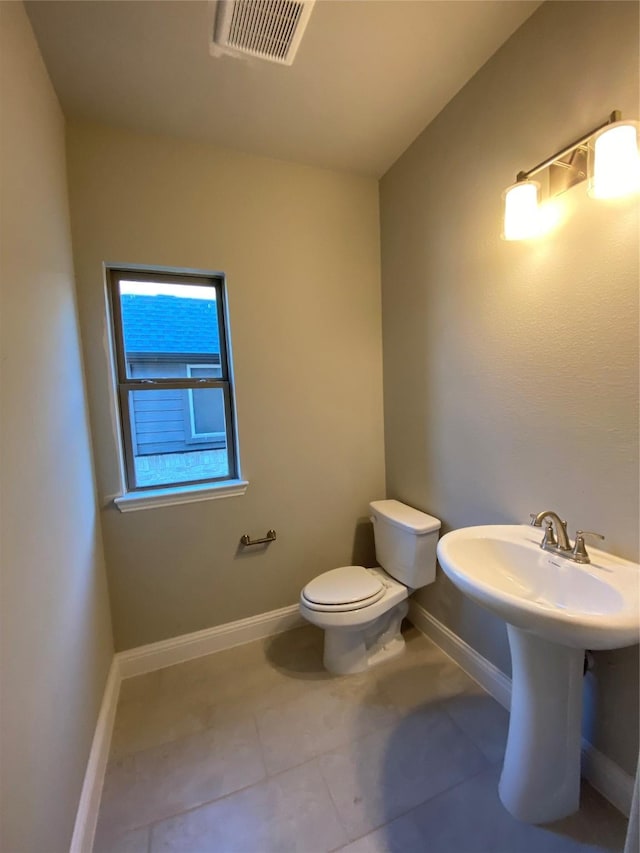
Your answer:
502,110 -> 640,240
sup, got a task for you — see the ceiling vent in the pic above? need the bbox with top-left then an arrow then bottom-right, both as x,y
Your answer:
211,0 -> 315,65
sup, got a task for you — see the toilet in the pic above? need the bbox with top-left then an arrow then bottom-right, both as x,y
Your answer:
299,499 -> 441,675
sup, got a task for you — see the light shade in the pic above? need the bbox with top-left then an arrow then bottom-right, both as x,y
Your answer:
502,180 -> 540,240
589,121 -> 640,199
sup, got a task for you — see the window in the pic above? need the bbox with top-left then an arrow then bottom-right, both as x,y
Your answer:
108,268 -> 241,500
186,364 -> 223,443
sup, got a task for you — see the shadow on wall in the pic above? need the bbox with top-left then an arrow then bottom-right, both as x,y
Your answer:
582,644 -> 640,768
352,516 -> 377,567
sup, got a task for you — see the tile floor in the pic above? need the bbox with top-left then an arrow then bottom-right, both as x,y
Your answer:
94,623 -> 628,853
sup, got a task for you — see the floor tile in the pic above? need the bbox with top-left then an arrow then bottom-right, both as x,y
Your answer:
111,679 -> 227,759
318,707 -> 489,840
261,624 -> 326,674
113,626 -> 329,759
150,759 -> 349,853
96,715 -> 265,840
96,623 -> 629,853
118,669 -> 163,707
255,670 -> 400,775
119,635 -> 277,711
234,625 -> 338,714
93,825 -> 150,853
440,690 -> 510,764
338,765 -> 628,853
337,821 -> 425,853
374,641 -> 481,714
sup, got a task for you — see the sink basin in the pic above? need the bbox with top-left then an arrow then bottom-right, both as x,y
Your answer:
436,524 -> 640,824
437,524 -> 639,649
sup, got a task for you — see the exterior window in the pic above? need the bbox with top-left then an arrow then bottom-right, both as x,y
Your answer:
108,268 -> 239,492
186,364 -> 224,442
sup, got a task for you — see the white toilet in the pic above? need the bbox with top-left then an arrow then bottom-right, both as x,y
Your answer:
299,499 -> 441,675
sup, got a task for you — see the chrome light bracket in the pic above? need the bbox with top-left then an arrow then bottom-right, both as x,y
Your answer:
514,110 -> 620,199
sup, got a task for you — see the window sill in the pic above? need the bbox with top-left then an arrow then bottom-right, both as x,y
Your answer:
113,479 -> 249,512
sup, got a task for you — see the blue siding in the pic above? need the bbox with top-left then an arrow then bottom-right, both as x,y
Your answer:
130,388 -> 186,455
129,362 -> 225,455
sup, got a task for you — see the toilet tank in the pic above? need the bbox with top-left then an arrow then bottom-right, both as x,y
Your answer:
369,500 -> 441,588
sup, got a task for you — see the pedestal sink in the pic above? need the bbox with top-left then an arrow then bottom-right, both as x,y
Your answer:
436,524 -> 639,824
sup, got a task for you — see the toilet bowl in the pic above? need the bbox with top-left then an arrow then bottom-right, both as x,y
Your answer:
299,500 -> 441,675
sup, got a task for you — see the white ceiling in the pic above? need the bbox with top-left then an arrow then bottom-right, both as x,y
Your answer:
26,0 -> 541,177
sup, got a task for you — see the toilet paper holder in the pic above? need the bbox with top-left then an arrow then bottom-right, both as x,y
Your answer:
240,529 -> 277,547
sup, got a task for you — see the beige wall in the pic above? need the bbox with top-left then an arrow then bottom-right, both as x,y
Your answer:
380,1 -> 639,776
0,4 -> 114,851
66,122 -> 385,651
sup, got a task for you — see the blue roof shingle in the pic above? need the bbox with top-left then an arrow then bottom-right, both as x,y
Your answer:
121,295 -> 220,355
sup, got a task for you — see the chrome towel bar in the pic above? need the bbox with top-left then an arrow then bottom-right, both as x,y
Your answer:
240,529 -> 277,547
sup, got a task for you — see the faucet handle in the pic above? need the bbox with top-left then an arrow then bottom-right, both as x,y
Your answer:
572,530 -> 605,564
541,519 -> 557,548
530,513 -> 541,527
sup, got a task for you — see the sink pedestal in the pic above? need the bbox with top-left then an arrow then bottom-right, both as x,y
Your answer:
437,523 -> 639,823
499,625 -> 584,824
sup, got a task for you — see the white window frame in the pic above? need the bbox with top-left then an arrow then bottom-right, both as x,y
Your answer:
107,266 -> 247,511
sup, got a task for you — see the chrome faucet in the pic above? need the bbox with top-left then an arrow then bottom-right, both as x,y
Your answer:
530,510 -> 571,551
529,510 -> 605,563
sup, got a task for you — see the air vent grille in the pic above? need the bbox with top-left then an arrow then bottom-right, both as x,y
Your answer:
213,0 -> 315,65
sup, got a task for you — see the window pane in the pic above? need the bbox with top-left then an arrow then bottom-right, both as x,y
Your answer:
127,388 -> 230,488
188,365 -> 222,379
188,386 -> 226,438
119,280 -> 221,380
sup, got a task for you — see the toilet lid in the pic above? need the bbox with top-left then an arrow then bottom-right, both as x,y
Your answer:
303,566 -> 384,606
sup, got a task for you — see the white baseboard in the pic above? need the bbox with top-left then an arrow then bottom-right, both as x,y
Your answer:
581,739 -> 636,818
407,600 -> 635,818
117,604 -> 304,679
72,603 -> 305,849
70,658 -> 121,853
408,600 -> 512,711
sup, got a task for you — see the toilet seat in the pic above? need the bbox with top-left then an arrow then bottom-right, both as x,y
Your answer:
301,566 -> 386,612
